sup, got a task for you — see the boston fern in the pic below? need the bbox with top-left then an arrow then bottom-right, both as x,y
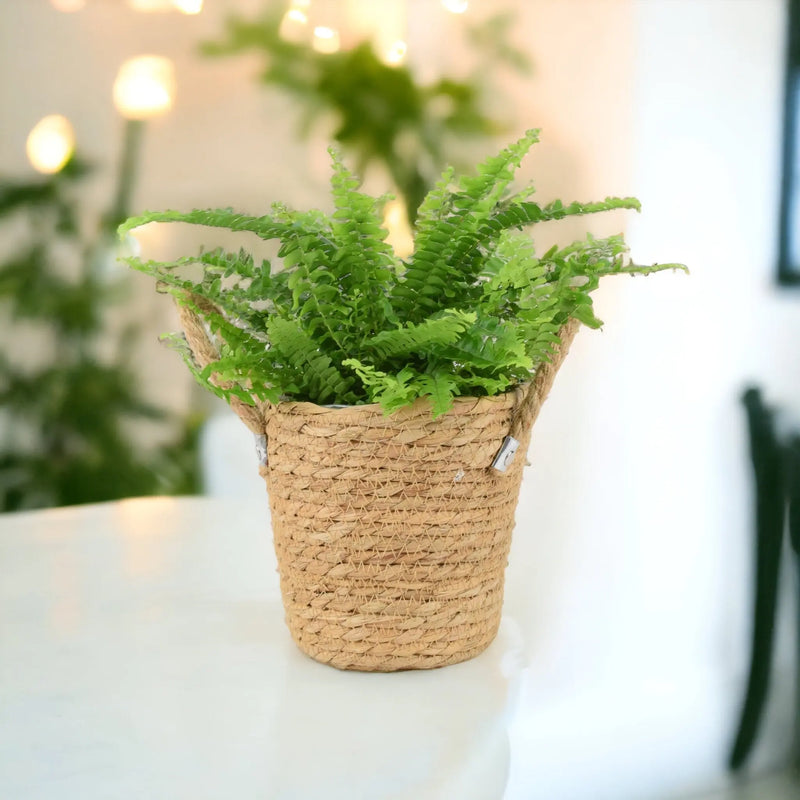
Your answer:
120,130 -> 684,417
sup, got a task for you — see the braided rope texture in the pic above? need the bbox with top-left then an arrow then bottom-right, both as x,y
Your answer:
260,389 -> 532,672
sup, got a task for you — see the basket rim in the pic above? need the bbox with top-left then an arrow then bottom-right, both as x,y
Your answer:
265,383 -> 529,421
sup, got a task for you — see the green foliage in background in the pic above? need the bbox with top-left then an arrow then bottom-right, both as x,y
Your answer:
121,130 -> 686,417
201,4 -> 530,224
0,157 -> 200,512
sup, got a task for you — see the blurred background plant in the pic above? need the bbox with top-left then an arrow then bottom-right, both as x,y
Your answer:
0,0 -> 528,512
201,0 -> 531,226
0,61 -> 201,512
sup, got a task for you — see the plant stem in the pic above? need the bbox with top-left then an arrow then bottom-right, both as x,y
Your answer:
107,119 -> 145,234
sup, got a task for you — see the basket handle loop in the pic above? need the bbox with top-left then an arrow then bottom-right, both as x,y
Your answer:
492,318 -> 581,473
175,293 -> 272,437
177,291 -> 577,474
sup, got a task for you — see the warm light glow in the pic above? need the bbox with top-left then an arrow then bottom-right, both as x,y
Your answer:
50,0 -> 86,12
172,0 -> 202,14
279,8 -> 308,41
383,198 -> 414,258
127,0 -> 173,10
383,40 -> 407,66
442,0 -> 469,13
290,0 -> 311,7
113,55 -> 176,120
128,0 -> 203,12
312,26 -> 341,54
26,114 -> 75,174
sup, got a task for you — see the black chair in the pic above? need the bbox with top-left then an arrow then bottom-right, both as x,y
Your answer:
729,387 -> 799,773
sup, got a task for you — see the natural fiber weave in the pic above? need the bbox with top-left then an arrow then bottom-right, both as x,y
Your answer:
262,391 -> 528,671
178,297 -> 578,671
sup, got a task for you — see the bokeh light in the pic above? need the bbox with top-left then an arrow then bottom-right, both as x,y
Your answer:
442,0 -> 469,13
113,55 -> 176,120
383,40 -> 408,66
26,114 -> 75,174
312,26 -> 341,55
279,8 -> 308,42
171,0 -> 202,14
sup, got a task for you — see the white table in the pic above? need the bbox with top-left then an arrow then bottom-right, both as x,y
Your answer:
0,497 -> 522,800
1,497 -> 794,800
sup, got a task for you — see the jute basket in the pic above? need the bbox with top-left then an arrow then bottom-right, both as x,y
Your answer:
179,298 -> 578,671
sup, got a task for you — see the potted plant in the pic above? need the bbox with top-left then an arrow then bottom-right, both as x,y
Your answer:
121,129 -> 684,672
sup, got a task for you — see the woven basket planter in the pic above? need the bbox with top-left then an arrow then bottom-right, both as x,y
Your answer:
179,303 -> 578,671
263,391 -> 530,671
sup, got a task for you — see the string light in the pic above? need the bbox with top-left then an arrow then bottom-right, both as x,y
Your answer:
171,0 -> 202,13
383,40 -> 407,66
279,8 -> 308,42
287,8 -> 307,23
26,115 -> 75,175
442,0 -> 469,13
113,55 -> 176,120
312,26 -> 341,54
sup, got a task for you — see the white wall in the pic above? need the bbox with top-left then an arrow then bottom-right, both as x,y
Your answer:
506,1 -> 799,797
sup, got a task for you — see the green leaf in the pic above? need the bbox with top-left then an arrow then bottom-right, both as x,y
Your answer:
416,369 -> 460,418
364,309 -> 476,360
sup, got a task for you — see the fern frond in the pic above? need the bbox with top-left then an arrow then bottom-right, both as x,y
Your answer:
363,309 -> 476,361
413,165 -> 455,236
122,132 -> 685,418
452,128 -> 540,213
120,207 -> 334,247
479,231 -> 542,307
124,249 -> 271,328
393,129 -> 541,322
328,148 -> 401,336
439,315 -> 531,373
266,316 -> 358,405
484,196 -> 642,236
342,359 -> 418,414
415,369 -> 460,418
165,292 -> 281,406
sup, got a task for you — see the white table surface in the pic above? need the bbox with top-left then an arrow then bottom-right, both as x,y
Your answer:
0,497 -> 523,800
2,496 -> 795,800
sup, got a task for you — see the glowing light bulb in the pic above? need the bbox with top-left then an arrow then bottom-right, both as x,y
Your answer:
26,114 -> 75,174
279,8 -> 308,42
50,0 -> 86,12
442,0 -> 469,13
113,55 -> 176,120
383,40 -> 407,66
172,0 -> 202,14
312,26 -> 341,54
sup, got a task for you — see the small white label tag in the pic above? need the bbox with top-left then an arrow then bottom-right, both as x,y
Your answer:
491,436 -> 520,473
254,434 -> 268,467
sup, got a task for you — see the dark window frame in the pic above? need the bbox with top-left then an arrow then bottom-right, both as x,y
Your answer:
778,0 -> 800,284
